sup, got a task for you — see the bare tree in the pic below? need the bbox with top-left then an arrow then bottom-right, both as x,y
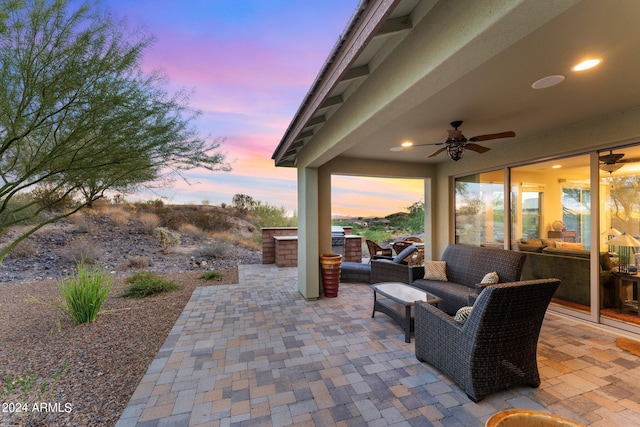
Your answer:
0,0 -> 230,264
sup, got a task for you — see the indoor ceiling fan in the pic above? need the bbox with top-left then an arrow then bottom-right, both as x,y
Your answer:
599,150 -> 640,173
391,120 -> 516,161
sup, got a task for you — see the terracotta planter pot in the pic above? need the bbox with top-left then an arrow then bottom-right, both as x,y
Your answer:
486,409 -> 585,427
320,253 -> 342,298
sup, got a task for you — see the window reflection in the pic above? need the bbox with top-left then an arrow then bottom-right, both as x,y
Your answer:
453,146 -> 640,328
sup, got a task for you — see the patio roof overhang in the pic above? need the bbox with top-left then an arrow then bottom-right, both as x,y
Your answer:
272,0 -> 640,169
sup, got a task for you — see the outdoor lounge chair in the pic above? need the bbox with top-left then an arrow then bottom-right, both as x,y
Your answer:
342,245 -> 417,284
366,239 -> 393,262
414,278 -> 560,402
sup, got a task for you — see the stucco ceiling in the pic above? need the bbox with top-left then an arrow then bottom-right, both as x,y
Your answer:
274,0 -> 640,167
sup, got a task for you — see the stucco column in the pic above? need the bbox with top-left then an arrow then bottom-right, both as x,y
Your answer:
297,166 -> 320,300
318,167 -> 332,256
423,177 -> 433,261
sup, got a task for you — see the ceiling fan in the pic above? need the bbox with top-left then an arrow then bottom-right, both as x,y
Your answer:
391,120 -> 516,161
599,150 -> 640,173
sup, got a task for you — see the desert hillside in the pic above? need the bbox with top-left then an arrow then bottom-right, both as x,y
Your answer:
0,201 -> 262,284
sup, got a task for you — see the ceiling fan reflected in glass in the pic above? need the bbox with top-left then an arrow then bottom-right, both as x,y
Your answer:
598,150 -> 640,174
390,120 -> 516,161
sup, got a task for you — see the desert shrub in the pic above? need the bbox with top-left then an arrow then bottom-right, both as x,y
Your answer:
191,241 -> 232,259
192,210 -> 232,232
124,255 -> 151,269
120,272 -> 183,298
85,198 -> 111,214
138,212 -> 161,234
249,201 -> 295,229
232,193 -> 255,216
63,239 -> 100,263
211,230 -> 260,251
154,227 -> 180,253
359,228 -> 394,245
178,223 -> 210,240
57,262 -> 112,324
105,206 -> 130,227
200,270 -> 222,281
146,198 -> 164,208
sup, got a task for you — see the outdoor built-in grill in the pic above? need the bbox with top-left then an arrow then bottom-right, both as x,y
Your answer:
331,226 -> 345,255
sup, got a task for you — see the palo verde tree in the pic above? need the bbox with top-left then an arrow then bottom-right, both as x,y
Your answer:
0,0 -> 230,264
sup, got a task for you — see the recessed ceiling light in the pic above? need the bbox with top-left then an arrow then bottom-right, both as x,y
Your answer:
401,141 -> 413,147
572,58 -> 602,71
531,75 -> 565,89
552,165 -> 562,169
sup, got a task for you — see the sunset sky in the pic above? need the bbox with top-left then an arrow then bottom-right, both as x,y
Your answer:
104,0 -> 424,217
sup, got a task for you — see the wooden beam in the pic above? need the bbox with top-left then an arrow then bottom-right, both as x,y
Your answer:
319,95 -> 343,109
294,130 -> 314,141
305,115 -> 326,128
290,140 -> 305,149
343,65 -> 369,81
376,15 -> 412,36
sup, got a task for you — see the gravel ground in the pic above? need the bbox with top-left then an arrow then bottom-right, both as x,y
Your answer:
0,211 -> 262,426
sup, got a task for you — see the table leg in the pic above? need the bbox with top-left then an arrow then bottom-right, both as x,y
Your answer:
404,305 -> 411,343
372,291 -> 377,318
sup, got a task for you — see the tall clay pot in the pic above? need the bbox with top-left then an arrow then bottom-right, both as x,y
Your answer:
320,253 -> 342,298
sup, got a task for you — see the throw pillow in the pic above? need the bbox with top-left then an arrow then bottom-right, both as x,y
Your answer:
481,271 -> 499,284
454,306 -> 473,324
423,260 -> 447,281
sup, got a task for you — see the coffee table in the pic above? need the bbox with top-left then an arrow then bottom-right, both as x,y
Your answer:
370,282 -> 442,343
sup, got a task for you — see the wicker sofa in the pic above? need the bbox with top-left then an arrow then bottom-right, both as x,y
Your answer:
414,278 -> 561,402
372,244 -> 527,315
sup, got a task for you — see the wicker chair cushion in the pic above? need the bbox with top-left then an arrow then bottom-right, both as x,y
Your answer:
454,306 -> 473,324
424,261 -> 447,281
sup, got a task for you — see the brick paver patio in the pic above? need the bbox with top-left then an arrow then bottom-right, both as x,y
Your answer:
116,264 -> 640,426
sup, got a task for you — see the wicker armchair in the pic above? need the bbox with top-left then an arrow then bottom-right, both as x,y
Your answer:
366,239 -> 393,262
414,278 -> 560,402
391,241 -> 411,255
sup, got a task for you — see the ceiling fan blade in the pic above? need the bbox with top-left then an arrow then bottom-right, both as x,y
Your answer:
468,131 -> 516,142
412,142 -> 445,147
619,157 -> 640,163
427,147 -> 447,158
465,143 -> 491,154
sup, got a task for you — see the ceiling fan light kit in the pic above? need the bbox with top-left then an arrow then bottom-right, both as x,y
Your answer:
598,149 -> 640,174
446,144 -> 464,161
600,163 -> 623,173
